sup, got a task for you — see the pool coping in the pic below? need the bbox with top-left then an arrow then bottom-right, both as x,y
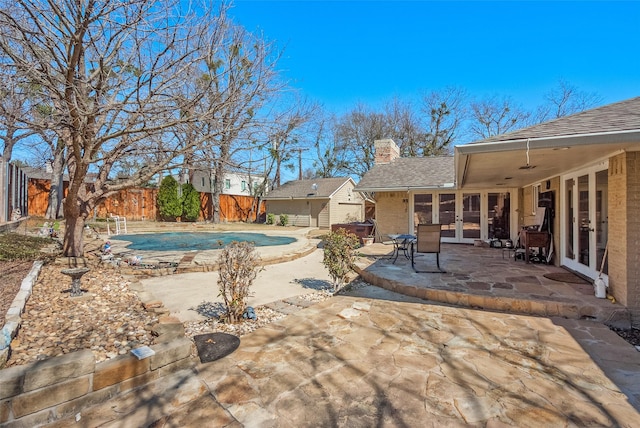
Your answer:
86,226 -> 322,276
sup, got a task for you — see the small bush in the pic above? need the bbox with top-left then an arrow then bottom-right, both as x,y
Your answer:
279,213 -> 289,226
266,213 -> 275,225
217,241 -> 261,323
157,176 -> 182,220
322,228 -> 359,291
181,183 -> 200,221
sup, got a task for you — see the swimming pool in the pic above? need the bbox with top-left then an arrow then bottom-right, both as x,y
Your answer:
116,232 -> 296,252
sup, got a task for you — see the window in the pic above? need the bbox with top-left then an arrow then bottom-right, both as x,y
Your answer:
201,177 -> 205,187
224,179 -> 231,190
531,184 -> 540,215
241,180 -> 246,191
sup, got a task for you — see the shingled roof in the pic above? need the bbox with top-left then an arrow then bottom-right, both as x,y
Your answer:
354,156 -> 454,192
264,177 -> 354,199
476,96 -> 640,144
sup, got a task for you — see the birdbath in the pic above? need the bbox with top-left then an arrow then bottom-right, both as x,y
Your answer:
61,267 -> 90,297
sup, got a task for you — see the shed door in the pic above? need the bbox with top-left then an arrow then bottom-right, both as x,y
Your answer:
310,200 -> 324,227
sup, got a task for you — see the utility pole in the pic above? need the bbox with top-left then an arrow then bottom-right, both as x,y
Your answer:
291,148 -> 307,180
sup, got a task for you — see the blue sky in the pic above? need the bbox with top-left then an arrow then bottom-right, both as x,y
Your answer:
228,1 -> 640,113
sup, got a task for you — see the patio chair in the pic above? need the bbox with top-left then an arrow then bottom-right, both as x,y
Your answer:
411,224 -> 445,273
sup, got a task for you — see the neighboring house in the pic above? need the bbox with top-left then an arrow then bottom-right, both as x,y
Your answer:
355,96 -> 640,318
264,177 -> 364,228
190,169 -> 268,197
0,159 -> 28,223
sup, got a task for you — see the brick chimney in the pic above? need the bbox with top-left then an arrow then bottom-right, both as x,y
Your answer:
374,139 -> 400,164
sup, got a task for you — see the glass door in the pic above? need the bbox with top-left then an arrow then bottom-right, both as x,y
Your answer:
414,191 -> 512,243
562,164 -> 608,279
461,193 -> 481,241
438,193 -> 457,240
435,192 -> 483,243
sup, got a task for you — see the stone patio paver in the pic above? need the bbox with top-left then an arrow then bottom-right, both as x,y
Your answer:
189,289 -> 638,427
47,237 -> 640,427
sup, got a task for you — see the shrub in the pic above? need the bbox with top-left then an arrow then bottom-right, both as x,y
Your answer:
266,213 -> 275,225
279,213 -> 289,226
181,183 -> 201,221
322,228 -> 359,291
217,241 -> 261,323
157,176 -> 182,220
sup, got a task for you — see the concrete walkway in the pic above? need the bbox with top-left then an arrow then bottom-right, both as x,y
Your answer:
140,249 -> 334,322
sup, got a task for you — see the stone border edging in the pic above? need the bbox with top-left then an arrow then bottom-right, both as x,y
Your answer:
1,261 -> 44,367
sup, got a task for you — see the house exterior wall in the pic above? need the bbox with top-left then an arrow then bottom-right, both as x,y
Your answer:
609,152 -> 640,315
374,191 -> 409,238
191,170 -> 266,197
329,182 -> 364,225
265,200 -> 311,227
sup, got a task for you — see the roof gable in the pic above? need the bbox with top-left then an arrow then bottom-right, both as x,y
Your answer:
264,177 -> 354,199
355,156 -> 454,191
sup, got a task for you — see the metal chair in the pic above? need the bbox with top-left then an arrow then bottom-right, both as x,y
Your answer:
411,224 -> 445,273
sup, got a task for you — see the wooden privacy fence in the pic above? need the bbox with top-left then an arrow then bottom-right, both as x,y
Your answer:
200,193 -> 266,222
27,178 -> 264,222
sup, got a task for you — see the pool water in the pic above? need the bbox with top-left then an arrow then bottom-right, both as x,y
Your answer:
116,232 -> 296,252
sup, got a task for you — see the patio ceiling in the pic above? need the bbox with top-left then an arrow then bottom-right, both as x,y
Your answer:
455,130 -> 640,188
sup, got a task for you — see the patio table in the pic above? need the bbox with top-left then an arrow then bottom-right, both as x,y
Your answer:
388,234 -> 416,263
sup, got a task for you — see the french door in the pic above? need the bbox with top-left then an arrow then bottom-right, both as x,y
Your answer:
413,191 -> 512,244
561,163 -> 608,279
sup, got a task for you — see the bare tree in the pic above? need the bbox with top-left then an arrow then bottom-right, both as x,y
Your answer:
420,86 -> 468,154
468,95 -> 531,139
534,78 -> 603,122
183,22 -> 282,224
265,98 -> 316,188
333,103 -> 390,179
382,97 -> 425,157
0,67 -> 36,161
0,0 -> 278,256
309,112 -> 349,178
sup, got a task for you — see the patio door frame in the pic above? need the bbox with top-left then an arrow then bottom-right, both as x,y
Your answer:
411,190 -> 516,244
560,160 -> 608,280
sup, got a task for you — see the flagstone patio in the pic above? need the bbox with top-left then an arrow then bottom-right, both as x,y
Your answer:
355,243 -> 628,326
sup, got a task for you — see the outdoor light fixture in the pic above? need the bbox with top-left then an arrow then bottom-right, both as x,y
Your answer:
520,138 -> 536,170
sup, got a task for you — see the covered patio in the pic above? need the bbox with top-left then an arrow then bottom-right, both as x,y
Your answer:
354,243 -> 627,325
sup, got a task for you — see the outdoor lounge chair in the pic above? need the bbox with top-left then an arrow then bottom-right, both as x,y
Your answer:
411,224 -> 445,273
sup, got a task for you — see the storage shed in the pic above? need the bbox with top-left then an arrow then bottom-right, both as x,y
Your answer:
264,177 -> 364,228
